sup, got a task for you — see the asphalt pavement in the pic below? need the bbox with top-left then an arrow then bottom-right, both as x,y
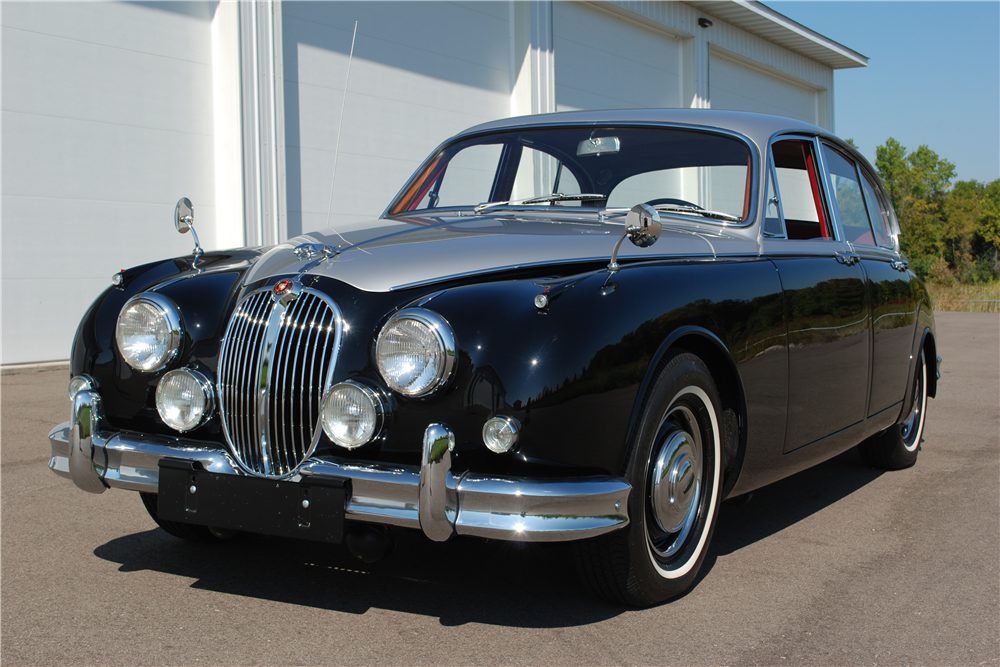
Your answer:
2,312 -> 997,666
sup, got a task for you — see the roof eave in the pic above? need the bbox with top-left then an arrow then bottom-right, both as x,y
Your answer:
687,0 -> 869,69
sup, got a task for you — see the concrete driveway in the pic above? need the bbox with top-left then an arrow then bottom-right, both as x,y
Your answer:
2,312 -> 997,665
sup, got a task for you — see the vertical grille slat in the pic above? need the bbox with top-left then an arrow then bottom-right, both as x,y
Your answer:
217,286 -> 341,478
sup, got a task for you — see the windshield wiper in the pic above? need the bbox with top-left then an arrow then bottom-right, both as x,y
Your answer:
652,204 -> 742,223
474,193 -> 606,214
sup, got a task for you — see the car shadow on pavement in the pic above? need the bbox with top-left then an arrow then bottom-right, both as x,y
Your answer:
94,448 -> 883,624
94,522 -> 622,628
695,447 -> 885,585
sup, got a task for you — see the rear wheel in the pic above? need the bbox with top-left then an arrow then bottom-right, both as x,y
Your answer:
858,352 -> 928,470
574,351 -> 723,606
140,492 -> 238,543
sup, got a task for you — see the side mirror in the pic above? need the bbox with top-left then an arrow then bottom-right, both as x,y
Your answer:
174,197 -> 193,234
624,203 -> 662,248
173,197 -> 203,256
608,204 -> 661,272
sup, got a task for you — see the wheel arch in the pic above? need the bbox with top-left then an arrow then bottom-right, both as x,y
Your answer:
624,326 -> 748,499
920,327 -> 938,399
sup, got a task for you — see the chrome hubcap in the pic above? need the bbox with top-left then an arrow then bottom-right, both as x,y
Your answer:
651,431 -> 700,533
648,403 -> 703,559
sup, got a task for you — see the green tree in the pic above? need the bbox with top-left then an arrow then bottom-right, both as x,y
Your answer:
874,138 -> 957,278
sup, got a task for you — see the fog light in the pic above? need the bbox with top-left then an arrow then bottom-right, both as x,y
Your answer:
321,381 -> 385,449
155,368 -> 214,432
483,416 -> 521,454
68,375 -> 96,400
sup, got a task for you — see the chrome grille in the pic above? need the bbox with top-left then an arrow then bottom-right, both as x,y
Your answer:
217,285 -> 342,477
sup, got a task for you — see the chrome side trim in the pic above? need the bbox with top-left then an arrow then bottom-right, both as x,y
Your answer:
49,412 -> 631,542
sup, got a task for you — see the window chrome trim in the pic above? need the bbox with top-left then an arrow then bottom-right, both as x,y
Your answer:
383,121 -> 761,230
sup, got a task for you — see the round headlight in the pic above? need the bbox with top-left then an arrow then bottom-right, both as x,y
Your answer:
375,309 -> 456,397
321,381 -> 385,449
155,368 -> 214,432
483,416 -> 521,454
116,294 -> 182,372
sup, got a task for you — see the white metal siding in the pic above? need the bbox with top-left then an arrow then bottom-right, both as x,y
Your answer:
2,2 -> 218,365
553,2 -> 682,112
281,1 -> 512,236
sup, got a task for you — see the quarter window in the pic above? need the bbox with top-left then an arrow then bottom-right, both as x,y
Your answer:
860,171 -> 893,248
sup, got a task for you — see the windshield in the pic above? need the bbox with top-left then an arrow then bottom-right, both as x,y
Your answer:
388,126 -> 754,222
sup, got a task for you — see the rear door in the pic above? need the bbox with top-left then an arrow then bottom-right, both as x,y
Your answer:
819,143 -> 917,417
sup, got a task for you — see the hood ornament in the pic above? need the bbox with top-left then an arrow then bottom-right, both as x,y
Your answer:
607,204 -> 662,273
293,243 -> 338,261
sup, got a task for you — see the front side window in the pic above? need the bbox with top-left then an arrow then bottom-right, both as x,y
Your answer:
390,127 -> 754,222
770,139 -> 833,240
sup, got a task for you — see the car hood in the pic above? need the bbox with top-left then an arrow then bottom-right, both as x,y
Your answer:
243,212 -> 756,292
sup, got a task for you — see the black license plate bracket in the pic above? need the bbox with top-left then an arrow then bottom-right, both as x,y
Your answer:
157,458 -> 350,544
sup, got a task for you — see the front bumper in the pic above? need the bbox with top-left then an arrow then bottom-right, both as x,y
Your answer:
49,390 -> 630,543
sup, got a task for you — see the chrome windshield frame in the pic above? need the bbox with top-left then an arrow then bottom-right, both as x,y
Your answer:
383,121 -> 761,230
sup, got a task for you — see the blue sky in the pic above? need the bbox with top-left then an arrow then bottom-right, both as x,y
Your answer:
770,1 -> 999,184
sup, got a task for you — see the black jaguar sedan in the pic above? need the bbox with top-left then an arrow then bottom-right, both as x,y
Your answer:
49,109 -> 938,606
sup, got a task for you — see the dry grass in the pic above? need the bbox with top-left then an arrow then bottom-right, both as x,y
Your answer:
927,280 -> 1000,313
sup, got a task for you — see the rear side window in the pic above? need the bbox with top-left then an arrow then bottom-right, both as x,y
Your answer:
771,140 -> 832,240
822,145 -> 876,246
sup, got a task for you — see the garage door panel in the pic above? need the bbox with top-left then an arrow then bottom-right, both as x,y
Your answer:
554,2 -> 680,112
710,52 -> 818,124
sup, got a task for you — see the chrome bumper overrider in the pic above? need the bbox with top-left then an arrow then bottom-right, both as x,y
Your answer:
49,390 -> 630,542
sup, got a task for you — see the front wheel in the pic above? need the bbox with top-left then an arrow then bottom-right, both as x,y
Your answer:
858,352 -> 928,470
574,351 -> 723,606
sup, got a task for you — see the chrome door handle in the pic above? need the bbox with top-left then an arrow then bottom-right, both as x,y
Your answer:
835,252 -> 860,267
890,259 -> 909,272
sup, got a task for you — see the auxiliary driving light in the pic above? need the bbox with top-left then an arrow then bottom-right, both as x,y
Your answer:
155,368 -> 214,432
321,381 -> 385,449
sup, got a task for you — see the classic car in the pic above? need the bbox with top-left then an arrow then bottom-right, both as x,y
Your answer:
48,109 -> 938,606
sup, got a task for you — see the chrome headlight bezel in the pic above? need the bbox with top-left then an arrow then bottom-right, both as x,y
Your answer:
155,368 -> 215,433
375,308 -> 456,397
320,380 -> 387,449
115,293 -> 183,372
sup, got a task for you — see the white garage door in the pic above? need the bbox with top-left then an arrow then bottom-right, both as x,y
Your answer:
554,3 -> 682,112
710,51 -> 818,124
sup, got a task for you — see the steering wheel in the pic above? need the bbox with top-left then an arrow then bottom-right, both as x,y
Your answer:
643,198 -> 703,210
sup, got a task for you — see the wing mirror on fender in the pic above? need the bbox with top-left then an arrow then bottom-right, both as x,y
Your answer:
607,203 -> 662,272
174,197 -> 203,257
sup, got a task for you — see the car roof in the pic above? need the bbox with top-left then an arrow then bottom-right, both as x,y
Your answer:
455,109 -> 828,147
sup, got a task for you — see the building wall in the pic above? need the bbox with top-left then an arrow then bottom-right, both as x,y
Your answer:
1,0 -> 845,364
280,2 -> 513,236
2,2 -> 221,364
